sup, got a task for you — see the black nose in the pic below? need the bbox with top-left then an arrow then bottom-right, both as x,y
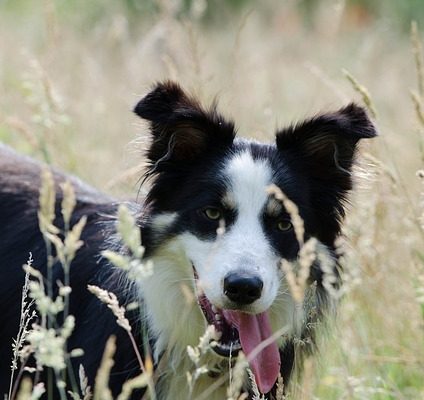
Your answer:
223,273 -> 263,305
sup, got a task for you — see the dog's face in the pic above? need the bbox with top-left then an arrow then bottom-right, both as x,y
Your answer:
134,81 -> 376,393
180,149 -> 290,314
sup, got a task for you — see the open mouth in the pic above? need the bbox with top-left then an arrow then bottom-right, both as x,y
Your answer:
197,293 -> 242,357
193,266 -> 282,394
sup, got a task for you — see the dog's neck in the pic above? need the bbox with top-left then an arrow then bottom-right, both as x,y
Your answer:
138,238 -> 235,399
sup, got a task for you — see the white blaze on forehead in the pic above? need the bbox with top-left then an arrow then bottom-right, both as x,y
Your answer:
225,151 -> 272,216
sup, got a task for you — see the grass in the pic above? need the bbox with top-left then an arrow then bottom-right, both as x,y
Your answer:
0,0 -> 423,399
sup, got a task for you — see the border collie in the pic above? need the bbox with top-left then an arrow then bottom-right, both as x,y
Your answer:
0,81 -> 376,399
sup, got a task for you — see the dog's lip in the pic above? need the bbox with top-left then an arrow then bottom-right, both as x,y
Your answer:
192,264 -> 242,357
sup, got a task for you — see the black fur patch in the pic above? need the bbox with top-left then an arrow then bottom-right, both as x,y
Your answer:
134,81 -> 235,168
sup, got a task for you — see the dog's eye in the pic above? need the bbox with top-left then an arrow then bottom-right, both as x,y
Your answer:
277,220 -> 293,232
203,207 -> 222,221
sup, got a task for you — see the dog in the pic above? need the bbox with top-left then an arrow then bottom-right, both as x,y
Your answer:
0,81 -> 376,399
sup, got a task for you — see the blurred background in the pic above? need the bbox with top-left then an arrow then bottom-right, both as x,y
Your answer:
0,0 -> 423,398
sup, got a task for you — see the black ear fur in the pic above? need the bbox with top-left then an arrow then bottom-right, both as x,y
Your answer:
134,81 -> 235,168
276,103 -> 376,179
276,104 -> 377,244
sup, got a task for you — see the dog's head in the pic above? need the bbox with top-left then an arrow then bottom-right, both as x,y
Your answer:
134,81 -> 376,393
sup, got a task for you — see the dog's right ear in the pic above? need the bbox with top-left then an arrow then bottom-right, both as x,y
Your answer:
276,104 -> 377,244
134,81 -> 235,169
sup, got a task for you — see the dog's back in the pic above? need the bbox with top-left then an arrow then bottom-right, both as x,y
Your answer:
0,144 -> 143,398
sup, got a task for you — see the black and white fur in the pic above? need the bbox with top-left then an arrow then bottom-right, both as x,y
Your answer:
0,81 -> 376,399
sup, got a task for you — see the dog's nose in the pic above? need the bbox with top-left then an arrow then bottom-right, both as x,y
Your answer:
223,273 -> 263,305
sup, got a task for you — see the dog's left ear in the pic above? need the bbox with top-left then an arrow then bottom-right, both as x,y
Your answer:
134,81 -> 235,168
276,104 -> 377,241
276,104 -> 376,178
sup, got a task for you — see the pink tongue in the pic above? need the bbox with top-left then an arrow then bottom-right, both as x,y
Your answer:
222,310 -> 280,394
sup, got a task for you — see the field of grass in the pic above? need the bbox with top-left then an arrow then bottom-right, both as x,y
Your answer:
0,0 -> 423,399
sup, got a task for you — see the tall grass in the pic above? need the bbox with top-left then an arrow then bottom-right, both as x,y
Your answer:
1,0 -> 423,399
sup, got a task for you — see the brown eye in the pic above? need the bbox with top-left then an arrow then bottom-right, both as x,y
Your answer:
204,207 -> 222,221
277,220 -> 292,232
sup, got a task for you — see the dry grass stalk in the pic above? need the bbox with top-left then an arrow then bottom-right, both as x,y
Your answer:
184,20 -> 203,95
42,0 -> 59,49
87,285 -> 155,398
87,285 -> 132,332
15,378 -> 32,400
61,216 -> 87,269
266,184 -> 304,247
4,116 -> 39,149
116,373 -> 151,400
280,239 -> 318,304
411,91 -> 424,128
38,168 -> 59,237
418,170 -> 424,230
8,254 -> 37,400
21,57 -> 70,163
226,352 -> 249,400
16,170 -> 86,399
26,315 -> 75,371
103,204 -> 153,281
186,325 -> 218,396
78,364 -> 92,400
411,23 -> 424,164
93,336 -> 116,400
60,180 -> 76,230
246,369 -> 264,400
16,378 -> 45,400
343,69 -> 377,119
266,184 -> 316,304
411,21 -> 424,97
116,205 -> 143,258
274,376 -> 285,399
